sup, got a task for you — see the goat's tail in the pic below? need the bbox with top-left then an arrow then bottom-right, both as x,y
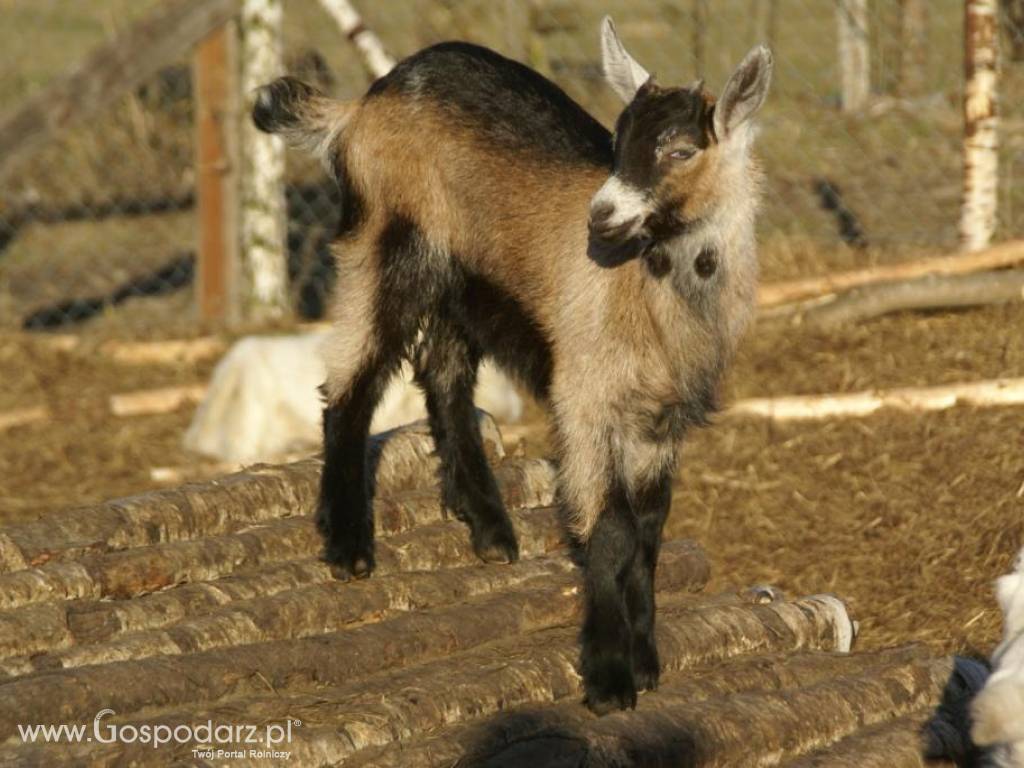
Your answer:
253,77 -> 356,165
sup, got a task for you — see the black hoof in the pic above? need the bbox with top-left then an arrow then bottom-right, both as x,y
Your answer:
633,637 -> 660,692
317,505 -> 374,579
582,654 -> 637,715
470,517 -> 519,565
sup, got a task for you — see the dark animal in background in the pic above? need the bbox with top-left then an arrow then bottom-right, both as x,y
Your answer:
253,17 -> 772,713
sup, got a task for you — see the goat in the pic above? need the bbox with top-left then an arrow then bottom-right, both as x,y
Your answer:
253,17 -> 772,713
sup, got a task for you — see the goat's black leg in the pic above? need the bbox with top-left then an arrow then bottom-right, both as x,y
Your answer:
580,478 -> 639,714
623,473 -> 672,691
317,353 -> 399,578
413,313 -> 518,564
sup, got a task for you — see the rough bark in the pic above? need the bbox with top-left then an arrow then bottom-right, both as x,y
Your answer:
0,416 -> 511,574
961,0 -> 1000,251
343,651 -> 953,768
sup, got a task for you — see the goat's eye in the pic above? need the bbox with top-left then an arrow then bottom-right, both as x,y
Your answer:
669,148 -> 696,161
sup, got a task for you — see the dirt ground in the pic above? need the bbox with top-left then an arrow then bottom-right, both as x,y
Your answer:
2,299 -> 1021,661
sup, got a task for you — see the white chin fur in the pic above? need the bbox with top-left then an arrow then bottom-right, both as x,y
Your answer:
591,176 -> 653,232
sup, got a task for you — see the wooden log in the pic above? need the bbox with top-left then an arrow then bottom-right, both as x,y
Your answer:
0,582 -> 852,755
0,405 -> 48,433
0,0 -> 239,185
774,269 -> 1024,327
0,498 -> 566,613
785,711 -> 954,767
79,597 -> 857,766
728,377 -> 1024,422
961,0 -> 1000,251
109,384 -> 208,416
757,239 -> 1024,307
0,458 -> 552,608
0,417 -> 516,572
101,337 -> 226,364
344,649 -> 946,768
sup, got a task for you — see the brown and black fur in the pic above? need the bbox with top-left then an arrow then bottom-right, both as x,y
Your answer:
254,26 -> 771,714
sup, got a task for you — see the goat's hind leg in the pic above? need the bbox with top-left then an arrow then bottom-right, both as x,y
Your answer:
413,311 -> 518,564
317,243 -> 404,578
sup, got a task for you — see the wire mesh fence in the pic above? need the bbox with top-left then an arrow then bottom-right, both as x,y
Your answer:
1,0 -> 1023,334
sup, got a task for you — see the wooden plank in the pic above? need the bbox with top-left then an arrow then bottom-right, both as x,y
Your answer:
0,0 -> 239,185
193,22 -> 240,325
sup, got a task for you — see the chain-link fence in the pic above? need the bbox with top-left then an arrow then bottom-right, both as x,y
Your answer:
2,0 -> 1023,334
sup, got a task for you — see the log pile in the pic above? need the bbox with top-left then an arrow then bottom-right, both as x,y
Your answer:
0,416 -> 964,765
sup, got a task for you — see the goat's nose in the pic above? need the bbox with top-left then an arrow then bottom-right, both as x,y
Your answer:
589,202 -> 615,229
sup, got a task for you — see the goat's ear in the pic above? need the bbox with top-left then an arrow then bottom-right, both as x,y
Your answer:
600,16 -> 651,104
714,45 -> 773,139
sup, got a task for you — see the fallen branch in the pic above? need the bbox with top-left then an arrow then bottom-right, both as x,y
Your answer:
728,377 -> 1024,422
766,270 -> 1024,327
0,406 -> 49,433
758,239 -> 1024,307
109,385 -> 207,416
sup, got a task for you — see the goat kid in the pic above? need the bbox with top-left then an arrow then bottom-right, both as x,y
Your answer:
254,17 -> 772,713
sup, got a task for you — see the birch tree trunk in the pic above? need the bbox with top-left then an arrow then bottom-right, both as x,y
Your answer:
898,0 -> 928,96
837,0 -> 870,111
317,0 -> 395,79
960,0 -> 1000,252
239,0 -> 289,320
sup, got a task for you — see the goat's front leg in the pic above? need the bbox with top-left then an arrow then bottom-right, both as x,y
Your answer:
623,472 -> 672,691
579,478 -> 639,714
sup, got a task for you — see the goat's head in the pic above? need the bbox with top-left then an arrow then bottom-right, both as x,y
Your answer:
588,17 -> 773,256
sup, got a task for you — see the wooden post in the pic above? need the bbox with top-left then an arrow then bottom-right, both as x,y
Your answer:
837,0 -> 870,111
239,0 -> 289,321
898,0 -> 928,96
194,21 -> 240,325
960,0 -> 1000,252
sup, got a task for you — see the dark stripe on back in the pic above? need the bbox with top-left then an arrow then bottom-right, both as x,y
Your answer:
367,42 -> 612,167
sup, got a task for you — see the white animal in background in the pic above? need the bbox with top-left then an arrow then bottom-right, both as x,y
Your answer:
183,331 -> 523,463
972,548 -> 1024,768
